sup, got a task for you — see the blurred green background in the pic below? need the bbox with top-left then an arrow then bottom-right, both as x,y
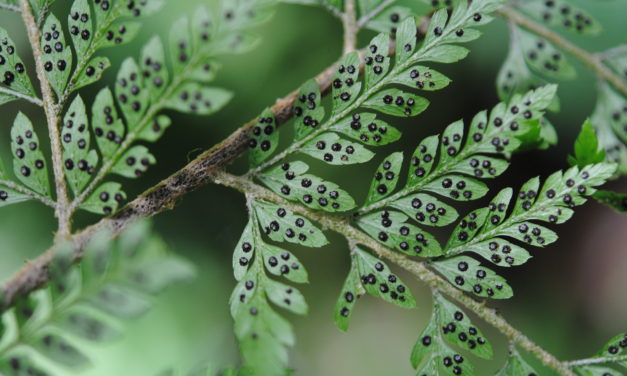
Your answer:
1,0 -> 626,375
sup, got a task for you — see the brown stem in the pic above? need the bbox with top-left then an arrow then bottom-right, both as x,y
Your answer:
19,0 -> 71,238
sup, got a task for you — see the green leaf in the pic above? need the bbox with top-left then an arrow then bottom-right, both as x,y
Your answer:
0,28 -> 36,99
519,0 -> 602,35
138,115 -> 172,142
364,33 -> 391,87
395,17 -> 418,64
92,87 -> 125,159
33,332 -> 90,368
74,56 -> 111,90
331,52 -> 362,114
88,285 -> 151,319
391,65 -> 451,91
302,132 -> 374,165
0,355 -> 50,376
331,113 -> 401,146
261,244 -> 308,284
249,109 -> 279,167
411,313 -> 475,376
233,219 -> 256,281
434,293 -> 493,359
353,246 -> 416,308
356,210 -> 443,257
595,333 -> 627,358
115,58 -> 148,126
265,279 -> 308,315
518,29 -> 576,80
259,161 -> 356,212
58,311 -> 121,342
68,0 -> 93,60
363,88 -> 429,117
592,83 -> 627,175
495,348 -> 539,376
62,95 -> 99,194
11,113 -> 50,196
80,181 -> 126,215
141,36 -> 169,97
423,175 -> 489,201
390,193 -> 459,227
41,13 -> 72,96
111,145 -> 156,178
569,120 -> 607,168
496,30 -> 548,104
254,201 -> 328,247
96,21 -> 142,49
432,256 -> 514,299
445,208 -> 489,249
165,83 -> 232,115
334,264 -> 363,332
293,79 -> 324,140
365,152 -> 403,205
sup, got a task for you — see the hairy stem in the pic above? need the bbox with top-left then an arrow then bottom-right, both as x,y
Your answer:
19,0 -> 71,239
498,5 -> 627,98
342,0 -> 358,54
565,355 -> 627,367
0,179 -> 55,207
213,171 -> 577,376
0,86 -> 43,106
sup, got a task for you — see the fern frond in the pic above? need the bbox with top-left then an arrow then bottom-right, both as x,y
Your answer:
0,221 -> 194,375
430,162 -> 615,298
231,199 -> 321,376
249,0 -> 504,213
356,86 -> 557,258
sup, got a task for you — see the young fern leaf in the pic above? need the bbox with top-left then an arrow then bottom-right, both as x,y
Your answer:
356,86 -> 557,258
431,162 -> 616,298
231,199 -> 322,376
568,120 -> 606,168
0,221 -> 194,376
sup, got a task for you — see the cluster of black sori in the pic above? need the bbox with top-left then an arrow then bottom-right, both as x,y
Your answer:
535,0 -> 596,31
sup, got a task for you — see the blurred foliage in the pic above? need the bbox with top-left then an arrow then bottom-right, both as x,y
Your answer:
0,0 -> 626,375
